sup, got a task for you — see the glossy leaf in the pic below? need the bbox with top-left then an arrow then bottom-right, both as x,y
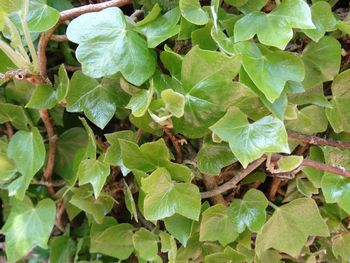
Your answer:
161,89 -> 185,117
210,107 -> 290,168
179,0 -> 209,25
66,7 -> 156,85
0,102 -> 29,130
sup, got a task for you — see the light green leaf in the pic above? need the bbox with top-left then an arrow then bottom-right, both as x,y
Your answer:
78,159 -> 110,199
296,176 -> 319,197
255,198 -> 329,257
303,146 -> 324,188
0,153 -> 17,182
303,1 -> 336,42
141,167 -> 201,220
289,83 -> 331,108
27,0 -> 60,32
286,105 -> 328,135
136,3 -> 161,26
26,84 -> 57,109
191,21 -> 217,50
228,189 -> 268,233
236,41 -> 304,103
238,0 -> 268,14
133,228 -> 159,261
137,8 -> 180,48
332,233 -> 350,261
204,246 -> 246,263
200,204 -> 239,246
276,155 -> 303,173
164,214 -> 193,246
91,223 -> 134,259
66,7 -> 156,85
224,0 -> 247,7
301,36 -> 341,88
179,0 -> 209,25
321,147 -> 350,214
66,72 -> 126,129
79,117 -> 96,160
161,89 -> 185,117
69,187 -> 114,224
126,88 -> 154,117
123,180 -> 138,222
210,107 -> 289,168
326,69 -> 350,133
172,46 -> 244,138
0,102 -> 29,130
197,141 -> 235,175
7,127 -> 45,199
2,197 -> 56,263
234,0 -> 314,49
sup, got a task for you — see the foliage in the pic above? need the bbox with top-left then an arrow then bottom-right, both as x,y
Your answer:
1,0 -> 350,262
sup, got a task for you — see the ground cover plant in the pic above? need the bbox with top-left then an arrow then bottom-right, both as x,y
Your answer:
1,0 -> 350,262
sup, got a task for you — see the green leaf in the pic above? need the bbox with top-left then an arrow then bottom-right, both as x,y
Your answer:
200,204 -> 239,246
69,187 -> 114,224
26,0 -> 60,32
141,167 -> 201,220
49,235 -> 76,263
289,83 -> 331,108
191,21 -> 217,51
0,49 -> 16,73
204,246 -> 246,263
78,159 -> 110,199
321,147 -> 350,214
303,1 -> 336,42
136,3 -> 161,26
234,0 -> 314,49
79,117 -> 97,160
7,127 -> 45,199
0,102 -> 29,130
66,7 -> 156,85
303,146 -> 324,188
236,41 -> 305,103
210,107 -> 289,168
54,127 -> 88,184
179,0 -> 209,25
0,153 -> 17,182
276,155 -> 303,173
2,197 -> 56,263
224,0 -> 247,7
255,198 -> 329,257
301,36 -> 341,88
133,228 -> 159,261
26,84 -> 57,109
197,141 -> 235,175
286,105 -> 328,135
332,233 -> 350,261
123,180 -> 138,222
326,69 -> 350,133
66,72 -> 126,129
126,87 -> 154,117
237,0 -> 267,14
228,189 -> 268,233
161,89 -> 185,117
137,8 -> 180,48
164,213 -> 193,246
90,223 -> 134,259
172,46 -> 244,138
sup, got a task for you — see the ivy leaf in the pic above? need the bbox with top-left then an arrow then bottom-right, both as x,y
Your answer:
321,147 -> 350,214
119,139 -> 192,182
255,198 -> 329,257
332,233 -> 350,261
0,153 -> 17,182
66,72 -> 126,129
303,146 -> 324,188
141,167 -> 201,220
77,159 -> 110,199
2,197 -> 56,263
161,89 -> 185,118
66,7 -> 156,85
210,107 -> 289,168
137,8 -> 181,48
303,1 -> 336,42
171,46 -> 244,138
126,88 -> 154,117
179,0 -> 209,25
301,36 -> 341,88
237,0 -> 267,14
286,105 -> 328,135
133,228 -> 159,261
200,204 -> 239,246
164,214 -> 193,246
326,69 -> 350,133
91,223 -> 134,260
26,0 -> 60,32
234,0 -> 314,49
204,246 -> 246,263
69,187 -> 114,224
26,84 -> 57,109
7,127 -> 45,199
0,102 -> 29,130
228,189 -> 268,233
49,235 -> 76,263
276,156 -> 304,173
197,141 -> 235,175
135,3 -> 161,26
123,180 -> 138,222
235,41 -> 304,103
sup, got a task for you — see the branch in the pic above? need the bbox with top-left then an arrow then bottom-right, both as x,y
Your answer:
37,0 -> 132,78
50,34 -> 68,42
39,109 -> 57,197
163,127 -> 183,163
202,174 -> 227,205
288,130 -> 350,149
200,157 -> 266,199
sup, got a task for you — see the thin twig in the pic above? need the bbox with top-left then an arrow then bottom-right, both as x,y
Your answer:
202,174 -> 227,206
37,0 -> 132,78
288,130 -> 350,149
50,34 -> 68,42
200,157 -> 266,199
39,109 -> 57,197
163,127 -> 183,163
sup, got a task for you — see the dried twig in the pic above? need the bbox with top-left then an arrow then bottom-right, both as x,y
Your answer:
202,174 -> 227,205
163,127 -> 183,163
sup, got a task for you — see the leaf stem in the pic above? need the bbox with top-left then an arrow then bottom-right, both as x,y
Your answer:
0,38 -> 29,69
268,200 -> 279,210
